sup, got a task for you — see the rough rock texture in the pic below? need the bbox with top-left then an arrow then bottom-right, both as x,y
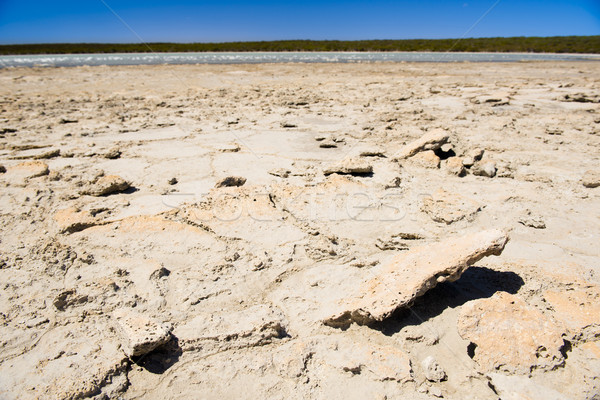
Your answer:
394,128 -> 450,159
472,161 -> 497,178
323,158 -> 373,175
472,92 -> 510,106
33,149 -> 60,159
103,147 -> 122,159
324,229 -> 509,328
410,150 -> 441,169
457,292 -> 565,374
174,304 -> 287,352
422,356 -> 447,382
421,189 -> 482,224
543,286 -> 600,342
113,310 -> 172,357
582,170 -> 600,188
445,157 -> 466,176
81,174 -> 130,196
518,210 -> 546,229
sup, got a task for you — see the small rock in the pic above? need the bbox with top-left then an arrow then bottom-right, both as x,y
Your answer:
518,210 -> 546,229
422,356 -> 447,382
48,171 -> 62,181
445,157 -> 466,176
34,149 -> 60,159
59,118 -> 78,124
215,176 -> 246,188
113,310 -> 172,357
462,156 -> 475,168
582,170 -> 600,188
168,177 -> 178,185
150,267 -> 171,280
472,92 -> 510,106
472,161 -> 496,178
323,158 -> 373,176
53,289 -> 89,311
319,140 -> 338,148
394,129 -> 450,159
82,175 -> 130,196
440,143 -> 453,153
217,143 -> 241,153
269,168 -> 291,178
314,135 -> 327,141
384,176 -> 402,189
467,148 -> 484,161
0,165 -> 6,173
410,150 -> 440,169
281,122 -> 297,128
104,147 -> 122,159
359,148 -> 386,157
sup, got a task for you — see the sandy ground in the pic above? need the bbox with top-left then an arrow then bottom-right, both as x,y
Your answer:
0,61 -> 599,399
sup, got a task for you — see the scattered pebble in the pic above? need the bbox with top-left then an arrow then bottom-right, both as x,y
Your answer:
582,170 -> 600,188
215,176 -> 247,188
422,356 -> 447,382
472,161 -> 497,178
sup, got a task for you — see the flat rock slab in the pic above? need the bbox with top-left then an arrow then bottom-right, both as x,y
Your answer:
81,175 -> 130,196
113,310 -> 172,357
323,158 -> 373,175
54,207 -> 98,233
6,161 -> 49,180
394,129 -> 449,160
457,292 -> 565,374
324,229 -> 509,328
174,304 -> 287,353
421,189 -> 482,224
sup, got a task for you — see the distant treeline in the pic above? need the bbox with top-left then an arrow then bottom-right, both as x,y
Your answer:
1,36 -> 599,55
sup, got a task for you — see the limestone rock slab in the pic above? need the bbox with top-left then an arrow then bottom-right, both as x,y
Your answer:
324,229 -> 509,328
394,129 -> 449,160
457,292 -> 565,374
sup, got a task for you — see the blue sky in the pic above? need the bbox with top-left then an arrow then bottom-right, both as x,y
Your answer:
0,0 -> 598,44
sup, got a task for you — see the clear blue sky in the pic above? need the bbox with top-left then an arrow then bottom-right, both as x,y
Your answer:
0,0 -> 598,44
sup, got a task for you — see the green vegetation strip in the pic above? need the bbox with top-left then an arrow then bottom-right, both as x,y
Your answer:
1,36 -> 598,55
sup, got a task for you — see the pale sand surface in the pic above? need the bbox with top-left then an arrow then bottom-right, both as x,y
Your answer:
0,62 -> 599,399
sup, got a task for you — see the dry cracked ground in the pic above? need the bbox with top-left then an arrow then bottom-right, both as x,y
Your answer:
0,62 -> 599,399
